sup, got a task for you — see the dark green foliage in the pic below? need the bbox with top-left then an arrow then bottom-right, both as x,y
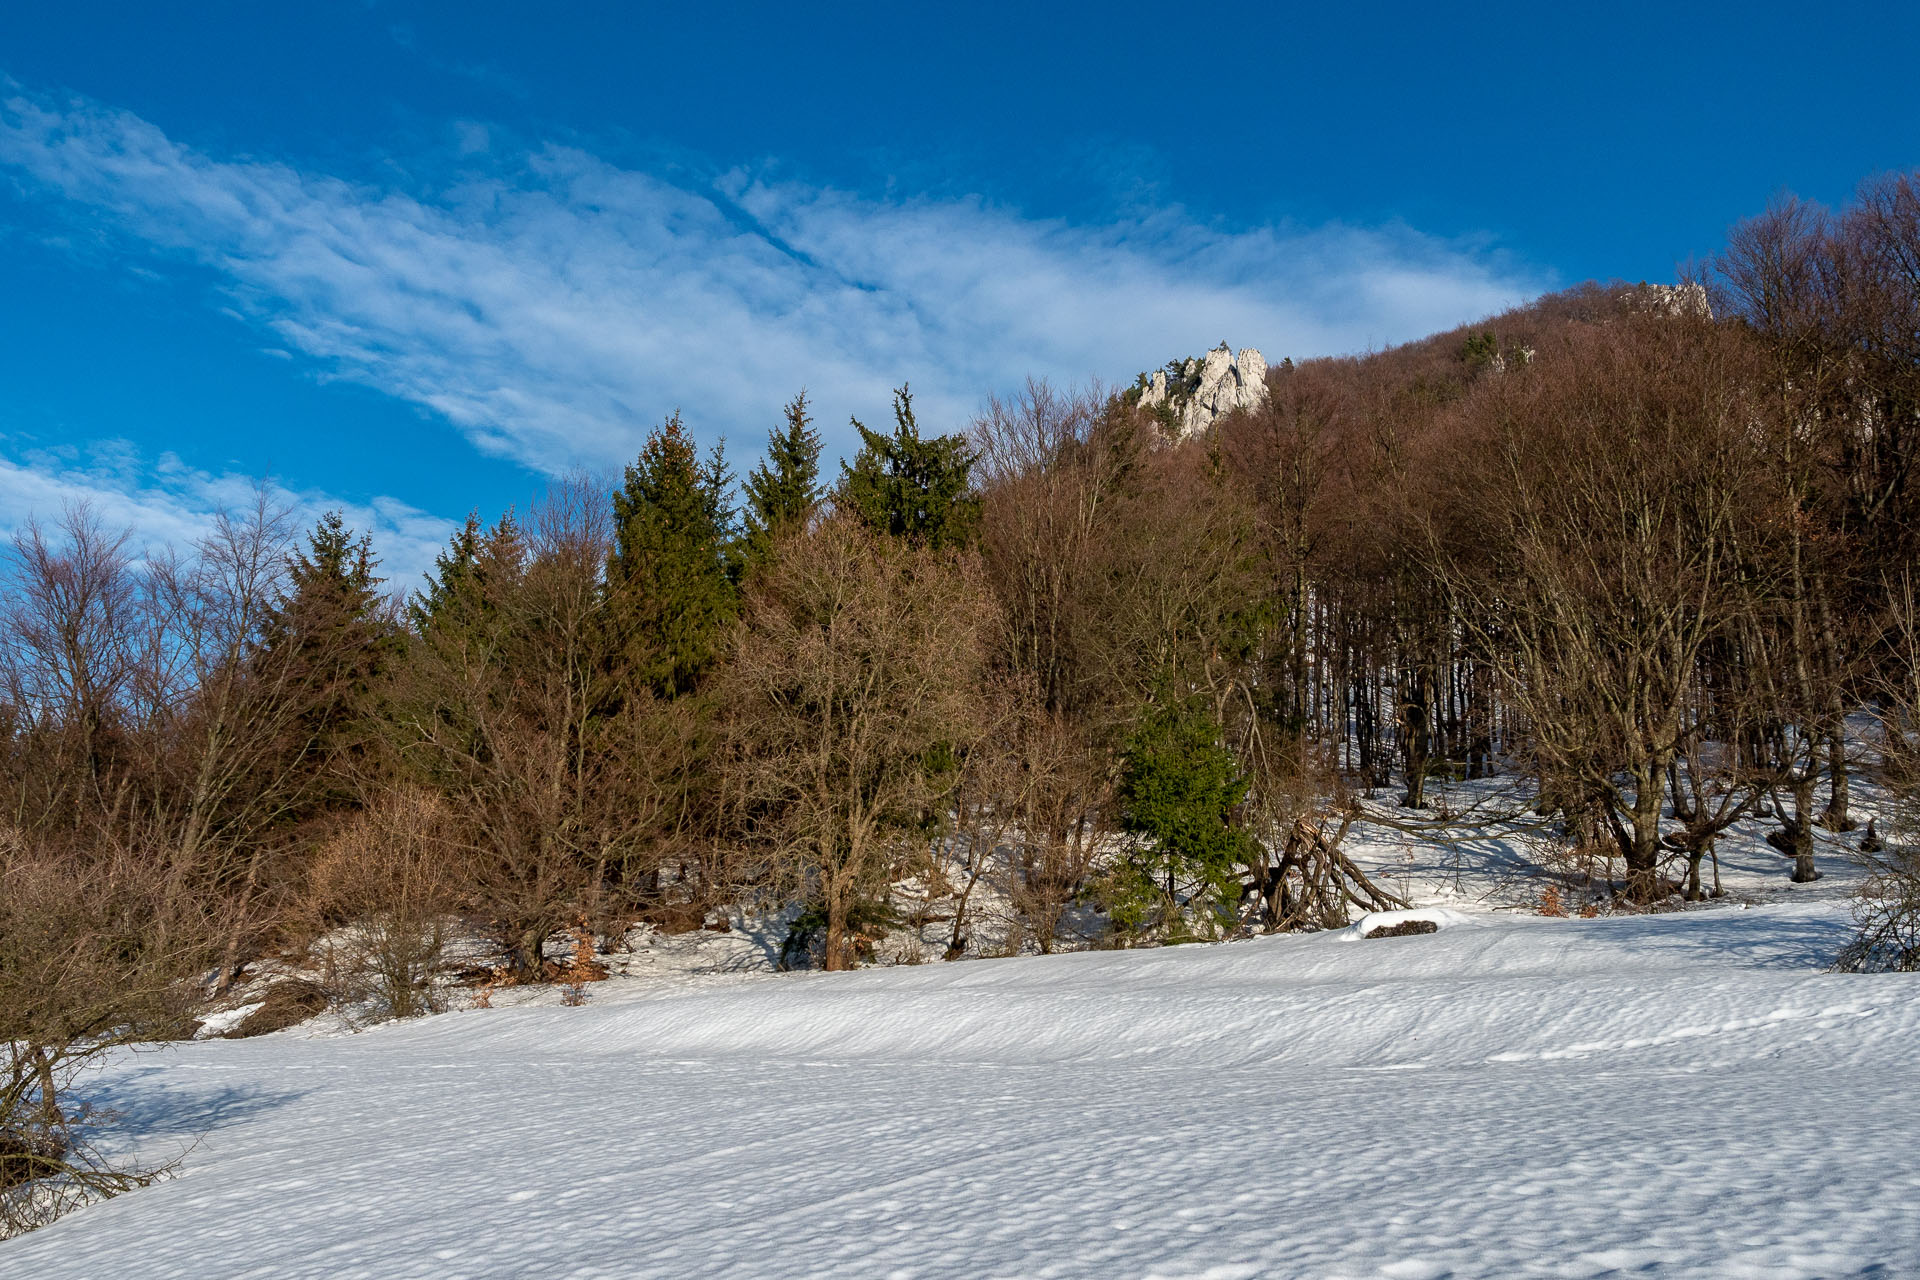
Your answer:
838,385 -> 980,551
1112,692 -> 1255,935
1461,331 -> 1500,371
411,511 -> 525,644
402,512 -> 528,781
268,512 -> 386,653
779,897 -> 903,970
409,512 -> 482,636
1143,397 -> 1181,437
608,412 -> 737,698
741,391 -> 823,569
257,511 -> 397,809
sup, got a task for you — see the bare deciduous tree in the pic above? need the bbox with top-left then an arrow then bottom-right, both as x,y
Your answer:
1442,317 -> 1769,900
724,515 -> 993,970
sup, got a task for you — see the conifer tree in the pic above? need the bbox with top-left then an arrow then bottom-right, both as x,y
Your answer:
411,510 -> 524,644
838,385 -> 980,551
607,412 -> 736,697
410,512 -> 483,636
404,511 -> 528,781
257,511 -> 396,809
741,390 -> 823,568
1112,693 -> 1255,935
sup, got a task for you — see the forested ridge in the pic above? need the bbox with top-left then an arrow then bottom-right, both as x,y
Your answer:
7,176 -> 1920,1229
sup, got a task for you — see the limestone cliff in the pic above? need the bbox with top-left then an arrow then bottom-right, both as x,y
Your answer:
1136,343 -> 1269,438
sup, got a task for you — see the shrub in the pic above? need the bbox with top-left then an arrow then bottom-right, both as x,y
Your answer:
304,789 -> 464,1020
0,834 -> 222,1237
223,980 -> 329,1038
1837,841 -> 1920,972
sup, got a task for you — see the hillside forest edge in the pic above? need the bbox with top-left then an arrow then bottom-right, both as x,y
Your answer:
6,175 -> 1920,1232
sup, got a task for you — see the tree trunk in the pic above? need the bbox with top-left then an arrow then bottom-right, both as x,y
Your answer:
1466,672 -> 1491,778
1814,583 -> 1855,832
1289,563 -> 1309,738
1789,772 -> 1821,883
514,925 -> 549,983
1400,669 -> 1431,809
1684,845 -> 1705,902
1353,679 -> 1376,790
1820,728 -> 1855,831
824,893 -> 849,972
32,1047 -> 64,1128
1621,760 -> 1666,902
1666,760 -> 1696,823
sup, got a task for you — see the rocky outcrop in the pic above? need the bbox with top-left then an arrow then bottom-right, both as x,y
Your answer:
1631,282 -> 1713,319
1137,344 -> 1269,438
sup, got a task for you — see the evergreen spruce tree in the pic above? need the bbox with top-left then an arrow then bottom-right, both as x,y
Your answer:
412,510 -> 524,642
741,390 -> 823,569
838,385 -> 980,551
410,511 -> 483,636
257,511 -> 397,810
607,412 -> 737,697
1112,693 -> 1255,936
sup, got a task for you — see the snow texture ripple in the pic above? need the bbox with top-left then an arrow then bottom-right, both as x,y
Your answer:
5,902 -> 1917,1279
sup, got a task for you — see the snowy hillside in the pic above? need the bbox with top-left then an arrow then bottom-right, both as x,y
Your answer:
8,901 -> 1918,1279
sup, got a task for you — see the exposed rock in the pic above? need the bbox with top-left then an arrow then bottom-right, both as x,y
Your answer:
1630,282 -> 1713,319
1137,343 -> 1270,438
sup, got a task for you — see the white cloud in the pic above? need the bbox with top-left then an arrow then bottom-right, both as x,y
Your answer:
0,441 -> 456,588
0,83 -> 1548,478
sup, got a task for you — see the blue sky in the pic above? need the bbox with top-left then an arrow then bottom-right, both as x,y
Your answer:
3,2 -> 1916,580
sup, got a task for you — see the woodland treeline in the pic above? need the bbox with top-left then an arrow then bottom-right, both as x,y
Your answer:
8,178 -> 1920,1190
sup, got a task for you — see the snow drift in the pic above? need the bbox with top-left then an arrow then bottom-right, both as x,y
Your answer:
4,902 -> 1916,1279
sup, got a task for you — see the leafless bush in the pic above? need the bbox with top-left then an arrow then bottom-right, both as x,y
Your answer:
303,788 -> 465,1019
1837,840 -> 1920,972
390,480 -> 693,982
920,684 -> 1111,959
1235,713 -> 1404,932
1536,836 -> 1623,915
1840,578 -> 1920,971
222,979 -> 329,1038
0,831 -> 225,1237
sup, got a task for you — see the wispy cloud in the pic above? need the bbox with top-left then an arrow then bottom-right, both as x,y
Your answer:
0,440 -> 456,586
0,83 -> 1548,478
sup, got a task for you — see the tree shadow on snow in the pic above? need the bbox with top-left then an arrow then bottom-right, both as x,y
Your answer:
76,1063 -> 308,1144
1606,906 -> 1857,971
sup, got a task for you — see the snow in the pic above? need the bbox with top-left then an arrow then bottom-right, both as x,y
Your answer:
1331,765 -> 1881,917
8,900 -> 1919,1279
187,1000 -> 265,1039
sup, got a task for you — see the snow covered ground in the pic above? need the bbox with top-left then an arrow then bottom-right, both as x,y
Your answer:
1333,768 -> 1879,916
8,899 -> 1917,1279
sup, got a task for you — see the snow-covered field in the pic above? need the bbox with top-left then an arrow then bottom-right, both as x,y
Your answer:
8,897 -> 1917,1279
